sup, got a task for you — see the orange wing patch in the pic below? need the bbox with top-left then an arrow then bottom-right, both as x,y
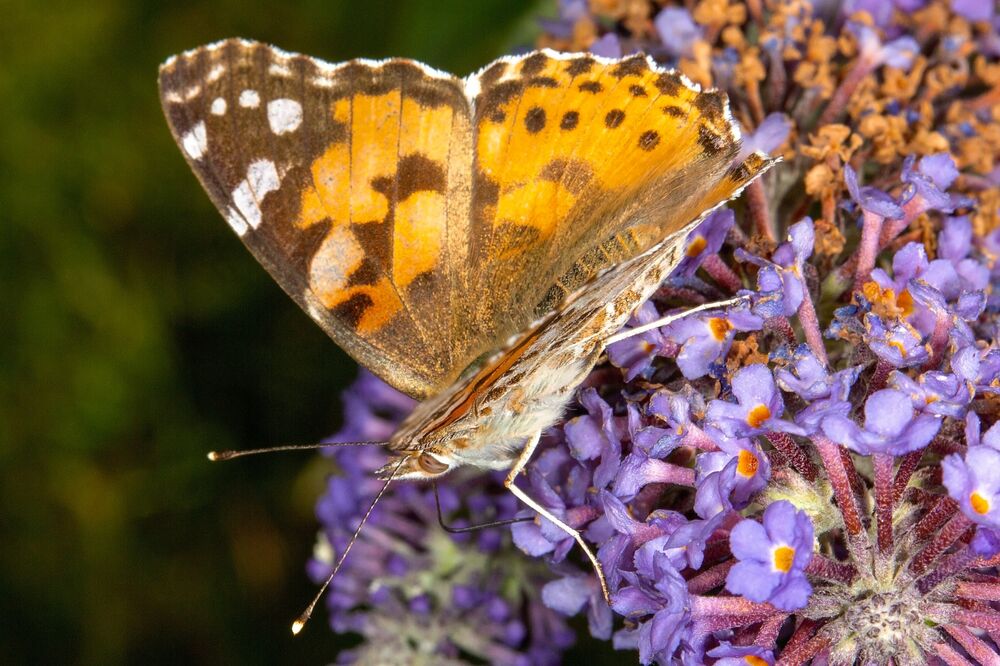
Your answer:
464,51 -> 758,342
471,52 -> 735,253
293,86 -> 458,336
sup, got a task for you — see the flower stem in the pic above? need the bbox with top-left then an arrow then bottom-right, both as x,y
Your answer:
796,289 -> 829,365
812,436 -> 867,546
892,449 -> 923,503
747,178 -> 776,243
805,554 -> 856,583
852,210 -> 885,293
873,453 -> 894,554
910,512 -> 974,576
766,432 -> 817,480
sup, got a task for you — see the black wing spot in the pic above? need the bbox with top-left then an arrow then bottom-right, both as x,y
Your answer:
524,106 -> 546,133
638,130 -> 660,151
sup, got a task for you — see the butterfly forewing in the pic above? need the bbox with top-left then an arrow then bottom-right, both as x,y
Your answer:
159,39 -> 474,399
463,51 -> 757,332
160,40 -> 773,404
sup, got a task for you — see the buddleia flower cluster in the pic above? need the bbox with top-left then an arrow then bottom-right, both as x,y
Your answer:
310,1 -> 1000,663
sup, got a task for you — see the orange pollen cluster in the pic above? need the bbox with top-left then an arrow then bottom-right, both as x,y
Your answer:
772,545 -> 795,573
971,491 -> 991,515
686,235 -> 708,257
746,404 -> 771,428
897,288 -> 914,317
745,657 -> 770,666
708,317 -> 733,341
737,448 -> 759,477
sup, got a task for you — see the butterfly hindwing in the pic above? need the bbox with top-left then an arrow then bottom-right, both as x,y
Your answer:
159,39 -> 474,399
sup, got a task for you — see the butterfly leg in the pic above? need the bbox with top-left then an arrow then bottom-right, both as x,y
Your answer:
504,431 -> 611,604
603,295 -> 748,347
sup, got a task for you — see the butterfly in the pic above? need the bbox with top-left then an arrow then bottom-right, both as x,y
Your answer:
159,38 -> 776,627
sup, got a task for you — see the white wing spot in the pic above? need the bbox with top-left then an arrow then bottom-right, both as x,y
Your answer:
210,97 -> 227,115
207,64 -> 226,83
267,98 -> 303,135
181,121 -> 207,160
225,206 -> 249,236
230,159 -> 281,231
239,89 -> 260,108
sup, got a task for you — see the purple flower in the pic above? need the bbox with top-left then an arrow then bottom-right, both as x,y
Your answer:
901,153 -> 969,215
888,369 -> 973,418
541,573 -> 613,640
607,302 -> 670,381
739,218 -> 815,318
653,6 -> 701,58
844,164 -> 904,219
726,501 -> 814,611
739,113 -> 792,159
862,313 -> 930,367
934,216 -> 991,294
589,33 -> 622,58
943,447 -> 1000,529
611,549 -> 692,665
696,436 -> 771,506
821,388 -> 942,455
952,0 -> 994,22
707,642 -> 776,666
850,22 -> 921,70
706,364 -> 806,438
966,411 -> 1000,450
664,307 -> 762,380
672,208 -> 734,277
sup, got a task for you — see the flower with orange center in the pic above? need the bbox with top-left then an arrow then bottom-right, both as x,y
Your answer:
772,544 -> 795,573
737,448 -> 759,478
746,403 -> 771,428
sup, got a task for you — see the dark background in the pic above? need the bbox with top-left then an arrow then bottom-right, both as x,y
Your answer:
0,1 -> 560,663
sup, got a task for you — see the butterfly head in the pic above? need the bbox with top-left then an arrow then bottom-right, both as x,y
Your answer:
376,449 -> 455,481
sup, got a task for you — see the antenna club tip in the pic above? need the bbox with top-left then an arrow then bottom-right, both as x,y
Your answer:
207,451 -> 220,461
291,619 -> 306,635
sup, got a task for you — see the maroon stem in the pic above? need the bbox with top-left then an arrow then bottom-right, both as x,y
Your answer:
805,554 -> 856,583
869,358 -> 893,395
915,496 -> 959,541
796,288 -> 829,365
943,625 -> 1000,666
852,210 -> 885,293
874,453 -> 894,554
746,178 -> 776,243
910,512 -> 974,576
755,613 -> 787,649
918,548 -> 978,594
892,450 -> 923,503
947,609 -> 1000,633
812,436 -> 868,546
687,560 -> 734,594
817,58 -> 875,126
934,641 -> 977,666
766,432 -> 817,481
957,581 -> 1000,602
702,254 -> 743,293
777,633 -> 831,666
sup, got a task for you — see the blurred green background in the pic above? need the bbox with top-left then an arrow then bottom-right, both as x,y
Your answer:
0,1 -> 553,663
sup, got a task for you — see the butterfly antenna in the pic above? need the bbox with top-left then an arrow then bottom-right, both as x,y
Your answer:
291,455 -> 408,635
208,441 -> 387,461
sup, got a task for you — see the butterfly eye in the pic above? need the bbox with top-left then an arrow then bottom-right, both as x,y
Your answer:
417,453 -> 449,476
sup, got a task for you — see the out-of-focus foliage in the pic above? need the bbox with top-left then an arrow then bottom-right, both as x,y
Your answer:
0,2 -> 538,663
